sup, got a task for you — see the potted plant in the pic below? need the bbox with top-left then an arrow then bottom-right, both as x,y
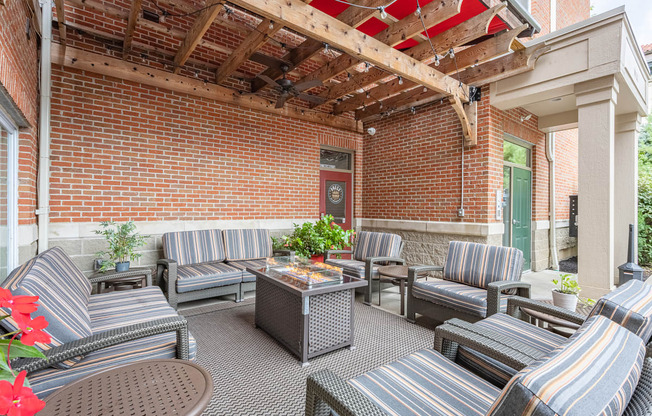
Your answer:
272,215 -> 354,261
95,221 -> 148,272
551,273 -> 581,311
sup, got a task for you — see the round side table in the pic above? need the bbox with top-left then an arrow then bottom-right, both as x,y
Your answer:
377,265 -> 409,315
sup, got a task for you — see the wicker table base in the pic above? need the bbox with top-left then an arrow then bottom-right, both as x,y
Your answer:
41,359 -> 213,416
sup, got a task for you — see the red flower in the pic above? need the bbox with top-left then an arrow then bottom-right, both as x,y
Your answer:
0,290 -> 39,315
0,371 -> 45,416
331,245 -> 335,249
331,222 -> 336,227
14,316 -> 50,347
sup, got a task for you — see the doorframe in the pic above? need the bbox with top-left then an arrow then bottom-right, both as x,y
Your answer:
503,135 -> 533,270
0,105 -> 19,274
319,146 -> 354,228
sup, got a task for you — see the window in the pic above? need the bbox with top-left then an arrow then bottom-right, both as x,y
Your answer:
0,109 -> 18,281
320,149 -> 351,171
503,140 -> 531,167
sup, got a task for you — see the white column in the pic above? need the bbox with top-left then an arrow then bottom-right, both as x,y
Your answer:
575,76 -> 618,298
614,113 -> 641,278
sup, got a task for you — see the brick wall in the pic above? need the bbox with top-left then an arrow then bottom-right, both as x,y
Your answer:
530,0 -> 590,36
0,0 -> 39,228
554,129 -> 578,220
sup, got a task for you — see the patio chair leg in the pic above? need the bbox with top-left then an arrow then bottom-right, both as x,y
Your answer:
364,279 -> 372,306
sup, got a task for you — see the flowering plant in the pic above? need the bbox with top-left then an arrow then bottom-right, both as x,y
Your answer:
0,289 -> 49,415
272,215 -> 355,258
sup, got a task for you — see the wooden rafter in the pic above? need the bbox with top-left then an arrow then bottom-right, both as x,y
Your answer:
52,44 -> 361,132
122,0 -> 142,59
449,96 -> 477,146
53,0 -> 67,54
316,3 -> 507,107
299,0 -> 462,95
334,23 -> 526,114
250,0 -> 387,92
357,43 -> 549,119
229,0 -> 469,100
173,0 -> 225,74
215,18 -> 281,84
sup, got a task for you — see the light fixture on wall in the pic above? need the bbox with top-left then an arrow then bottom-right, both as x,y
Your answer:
520,114 -> 532,122
367,127 -> 376,136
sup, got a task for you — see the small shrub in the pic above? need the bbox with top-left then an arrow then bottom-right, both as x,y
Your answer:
639,170 -> 652,266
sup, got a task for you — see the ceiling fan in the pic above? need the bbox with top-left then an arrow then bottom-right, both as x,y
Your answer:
256,65 -> 325,109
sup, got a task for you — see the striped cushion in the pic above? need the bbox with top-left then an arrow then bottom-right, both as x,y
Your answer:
175,263 -> 242,293
488,316 -> 645,416
162,229 -> 226,266
457,313 -> 567,387
352,231 -> 401,262
222,229 -> 272,261
324,258 -> 379,280
588,279 -> 652,342
350,348 -> 501,416
227,259 -> 267,283
443,242 -> 523,289
0,247 -> 92,369
412,280 -> 509,318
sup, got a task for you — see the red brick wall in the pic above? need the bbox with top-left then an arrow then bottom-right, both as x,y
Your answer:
49,66 -> 363,223
530,0 -> 590,36
554,129 -> 578,220
0,0 -> 39,226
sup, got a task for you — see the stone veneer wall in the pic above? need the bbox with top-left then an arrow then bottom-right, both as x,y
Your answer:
532,222 -> 577,271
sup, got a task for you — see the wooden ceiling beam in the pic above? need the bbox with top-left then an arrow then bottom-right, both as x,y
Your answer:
172,0 -> 225,74
122,0 -> 143,59
334,23 -> 526,114
229,0 -> 469,101
299,0 -> 462,93
53,0 -> 67,54
52,44 -> 362,133
250,0 -> 386,92
215,18 -> 281,83
357,43 -> 549,119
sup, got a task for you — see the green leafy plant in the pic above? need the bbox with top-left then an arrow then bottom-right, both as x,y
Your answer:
95,221 -> 148,272
552,273 -> 581,295
639,114 -> 652,267
272,215 -> 354,258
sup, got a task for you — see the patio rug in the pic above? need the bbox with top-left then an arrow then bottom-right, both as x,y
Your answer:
184,300 -> 433,415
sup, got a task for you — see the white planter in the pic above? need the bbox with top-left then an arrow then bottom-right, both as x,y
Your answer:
551,290 -> 578,311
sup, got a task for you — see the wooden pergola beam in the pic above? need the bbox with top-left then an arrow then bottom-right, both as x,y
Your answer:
334,23 -> 526,114
173,0 -> 225,74
300,0 -> 462,92
228,0 -> 469,101
52,44 -> 362,133
215,18 -> 281,84
449,95 -> 477,146
356,43 -> 549,119
122,0 -> 142,59
53,0 -> 67,54
250,0 -> 386,92
317,3 -> 506,106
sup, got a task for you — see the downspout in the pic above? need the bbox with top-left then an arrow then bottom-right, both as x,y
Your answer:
546,132 -> 559,270
36,0 -> 51,253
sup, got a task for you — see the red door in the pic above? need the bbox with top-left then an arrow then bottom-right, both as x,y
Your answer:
319,170 -> 352,231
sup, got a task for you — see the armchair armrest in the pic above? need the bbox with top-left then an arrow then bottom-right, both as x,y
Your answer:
12,316 -> 190,374
407,265 -> 443,286
506,296 -> 587,326
434,320 -> 536,371
486,281 -> 532,317
364,256 -> 406,270
324,249 -> 353,260
157,259 -> 178,309
88,269 -> 153,287
305,369 -> 386,416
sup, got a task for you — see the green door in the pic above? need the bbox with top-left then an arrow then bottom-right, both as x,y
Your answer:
512,167 -> 532,270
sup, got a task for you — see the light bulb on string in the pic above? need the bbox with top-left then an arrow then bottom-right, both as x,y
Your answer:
434,55 -> 440,66
269,21 -> 274,30
448,48 -> 455,59
378,6 -> 387,19
414,6 -> 421,16
410,107 -> 416,115
364,62 -> 370,73
366,91 -> 370,98
398,76 -> 403,85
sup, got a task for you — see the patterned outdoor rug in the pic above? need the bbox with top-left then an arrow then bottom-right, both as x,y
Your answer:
184,299 -> 434,415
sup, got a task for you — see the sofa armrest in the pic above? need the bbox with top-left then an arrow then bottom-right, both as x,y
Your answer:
486,281 -> 532,317
407,265 -> 443,286
157,259 -> 178,309
506,296 -> 587,326
434,320 -> 536,371
12,316 -> 190,374
324,249 -> 353,260
306,369 -> 386,416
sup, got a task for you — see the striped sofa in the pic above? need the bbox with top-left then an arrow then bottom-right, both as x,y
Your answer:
452,279 -> 652,387
306,314 -> 651,416
406,241 -> 529,323
1,247 -> 195,399
158,229 -> 289,309
324,231 -> 404,305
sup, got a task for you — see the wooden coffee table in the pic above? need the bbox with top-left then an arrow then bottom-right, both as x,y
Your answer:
42,359 -> 213,416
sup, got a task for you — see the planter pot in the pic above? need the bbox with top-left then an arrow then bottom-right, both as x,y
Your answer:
115,261 -> 130,272
311,255 -> 324,263
551,289 -> 578,311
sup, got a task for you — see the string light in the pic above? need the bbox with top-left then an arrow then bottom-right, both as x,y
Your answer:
414,6 -> 421,16
434,55 -> 440,66
323,43 -> 329,54
159,11 -> 167,23
366,91 -> 370,98
364,62 -> 370,72
410,106 -> 416,114
398,76 -> 403,85
269,21 -> 274,30
448,48 -> 455,59
378,6 -> 388,19
423,87 -> 427,92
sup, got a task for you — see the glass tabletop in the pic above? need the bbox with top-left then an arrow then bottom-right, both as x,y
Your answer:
258,257 -> 354,291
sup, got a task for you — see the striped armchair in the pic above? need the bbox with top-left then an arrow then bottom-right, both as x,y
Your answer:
306,315 -> 650,416
324,231 -> 404,305
2,247 -> 194,399
407,241 -> 529,324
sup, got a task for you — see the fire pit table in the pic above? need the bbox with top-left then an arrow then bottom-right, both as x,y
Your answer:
247,258 -> 367,365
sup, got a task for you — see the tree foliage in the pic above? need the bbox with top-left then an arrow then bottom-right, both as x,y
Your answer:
639,114 -> 652,266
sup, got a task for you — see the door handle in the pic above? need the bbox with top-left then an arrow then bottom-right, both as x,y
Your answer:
512,219 -> 520,225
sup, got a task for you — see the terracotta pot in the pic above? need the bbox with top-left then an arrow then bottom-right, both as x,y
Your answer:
551,289 -> 578,311
311,255 -> 324,263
